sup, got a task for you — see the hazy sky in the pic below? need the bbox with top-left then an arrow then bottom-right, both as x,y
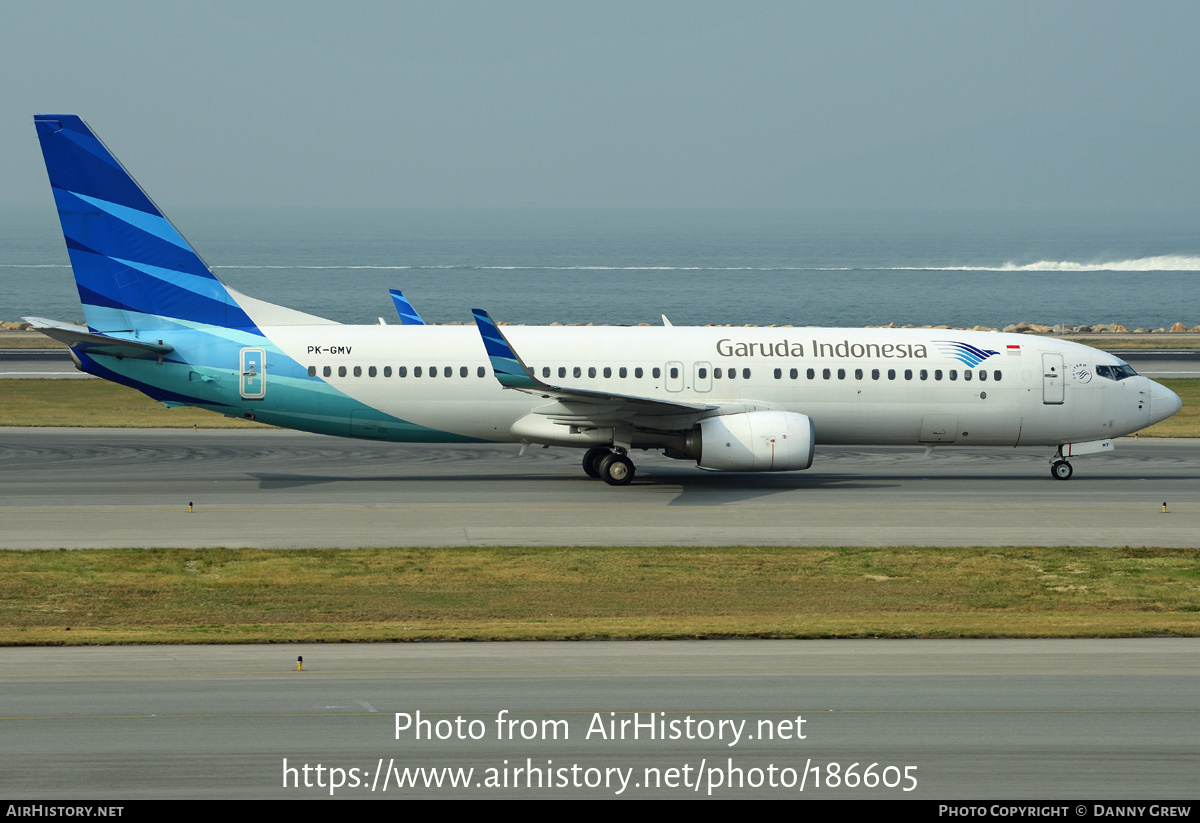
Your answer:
5,1 -> 1198,209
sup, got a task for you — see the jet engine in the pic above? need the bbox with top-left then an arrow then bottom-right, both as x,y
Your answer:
695,411 -> 815,472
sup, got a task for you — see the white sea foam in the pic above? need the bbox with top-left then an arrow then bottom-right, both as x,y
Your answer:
881,255 -> 1200,272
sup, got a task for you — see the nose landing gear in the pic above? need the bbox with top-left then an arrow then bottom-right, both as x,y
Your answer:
1050,446 -> 1073,480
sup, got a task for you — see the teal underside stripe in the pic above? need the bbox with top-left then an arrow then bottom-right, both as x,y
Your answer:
90,348 -> 483,444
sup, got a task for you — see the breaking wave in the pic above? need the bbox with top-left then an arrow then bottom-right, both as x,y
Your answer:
884,255 -> 1200,272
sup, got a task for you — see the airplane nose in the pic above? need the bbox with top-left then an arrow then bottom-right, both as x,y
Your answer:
1149,381 -> 1182,423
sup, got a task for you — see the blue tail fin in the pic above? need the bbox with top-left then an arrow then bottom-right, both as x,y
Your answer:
34,115 -> 258,334
389,289 -> 426,325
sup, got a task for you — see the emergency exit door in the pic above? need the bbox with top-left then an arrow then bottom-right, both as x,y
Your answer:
240,348 -> 266,400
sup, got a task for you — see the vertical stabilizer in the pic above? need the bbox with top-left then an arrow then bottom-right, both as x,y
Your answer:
33,115 -> 259,334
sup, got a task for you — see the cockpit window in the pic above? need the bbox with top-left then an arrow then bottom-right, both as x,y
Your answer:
1096,363 -> 1138,381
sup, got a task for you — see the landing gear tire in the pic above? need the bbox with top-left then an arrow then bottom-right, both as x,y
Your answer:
582,447 -> 611,479
598,453 -> 635,486
1051,460 -> 1074,481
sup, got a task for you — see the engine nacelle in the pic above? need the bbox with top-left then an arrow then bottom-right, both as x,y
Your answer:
696,411 -> 815,472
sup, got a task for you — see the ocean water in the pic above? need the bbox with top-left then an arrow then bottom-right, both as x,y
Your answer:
2,206 -> 1197,330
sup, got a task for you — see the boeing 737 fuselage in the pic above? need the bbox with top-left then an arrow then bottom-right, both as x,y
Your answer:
27,115 -> 1183,485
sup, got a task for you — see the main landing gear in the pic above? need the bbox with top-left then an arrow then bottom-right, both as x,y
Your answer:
1050,446 -> 1073,481
582,447 -> 636,486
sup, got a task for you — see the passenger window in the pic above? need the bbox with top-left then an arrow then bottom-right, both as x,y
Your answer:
949,370 -> 957,381
323,366 -> 331,377
635,367 -> 644,378
978,370 -> 987,381
669,367 -> 678,379
573,366 -> 581,378
743,368 -> 750,379
904,369 -> 912,380
964,370 -> 972,381
444,366 -> 452,377
837,368 -> 845,380
807,368 -> 815,379
701,368 -> 710,379
919,369 -> 927,380
869,368 -> 877,380
477,366 -> 485,378
855,368 -> 864,380
307,366 -> 316,377
589,367 -> 597,378
823,368 -> 831,379
384,366 -> 392,377
429,366 -> 437,378
414,366 -> 422,377
888,369 -> 896,380
558,367 -> 566,378
653,367 -> 661,379
934,370 -> 942,380
790,368 -> 798,379
460,366 -> 468,378
993,370 -> 1001,381
399,366 -> 408,378
715,368 -> 723,379
619,367 -> 627,378
728,369 -> 736,380
773,368 -> 781,379
338,366 -> 347,377
368,366 -> 377,377
603,367 -> 612,378
353,366 -> 362,377
542,367 -> 550,378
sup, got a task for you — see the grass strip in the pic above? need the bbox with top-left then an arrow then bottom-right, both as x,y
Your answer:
0,378 -> 1196,436
0,379 -> 263,428
1,546 -> 1197,645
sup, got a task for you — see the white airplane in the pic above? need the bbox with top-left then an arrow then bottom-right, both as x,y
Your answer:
27,115 -> 1183,485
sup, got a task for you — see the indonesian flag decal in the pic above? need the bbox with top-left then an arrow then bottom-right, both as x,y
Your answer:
1007,344 -> 1021,355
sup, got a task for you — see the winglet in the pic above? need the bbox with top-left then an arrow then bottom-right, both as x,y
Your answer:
389,290 -> 425,325
471,309 -> 541,389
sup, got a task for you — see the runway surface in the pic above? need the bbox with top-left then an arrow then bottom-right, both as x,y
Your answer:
0,349 -> 89,378
1120,349 -> 1200,379
1,428 -> 1198,549
1,640 -> 1195,799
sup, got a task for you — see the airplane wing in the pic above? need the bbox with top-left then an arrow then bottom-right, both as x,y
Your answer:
472,309 -> 724,429
23,316 -> 174,359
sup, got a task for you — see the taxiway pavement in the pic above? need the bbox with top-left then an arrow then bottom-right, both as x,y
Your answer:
1,639 -> 1196,799
1,428 -> 1197,548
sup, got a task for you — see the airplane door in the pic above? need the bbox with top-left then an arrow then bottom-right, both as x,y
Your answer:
694,361 -> 712,393
665,361 -> 684,392
240,348 -> 266,400
1042,353 -> 1064,405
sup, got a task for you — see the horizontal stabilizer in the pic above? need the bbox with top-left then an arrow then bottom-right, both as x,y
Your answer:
23,316 -> 173,359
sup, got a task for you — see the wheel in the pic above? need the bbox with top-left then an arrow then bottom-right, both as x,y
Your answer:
582,447 -> 611,479
598,453 -> 635,486
1051,460 -> 1073,481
